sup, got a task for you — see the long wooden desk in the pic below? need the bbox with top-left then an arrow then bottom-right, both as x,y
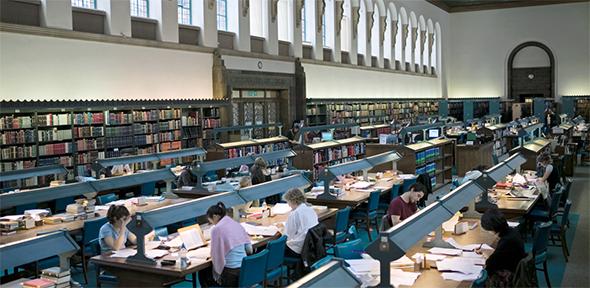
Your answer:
0,198 -> 188,245
90,206 -> 337,287
491,193 -> 539,220
306,177 -> 401,209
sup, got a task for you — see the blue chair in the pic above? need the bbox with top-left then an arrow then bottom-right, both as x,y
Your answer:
97,193 -> 118,205
532,222 -> 552,288
80,217 -> 108,284
549,200 -> 572,262
350,191 -> 381,241
265,235 -> 287,286
310,256 -> 334,271
527,190 -> 563,232
55,197 -> 75,213
326,207 -> 351,248
401,178 -> 417,194
347,225 -> 359,241
378,184 -> 401,213
140,182 -> 156,196
334,239 -> 364,260
472,269 -> 488,288
15,203 -> 36,214
239,249 -> 270,288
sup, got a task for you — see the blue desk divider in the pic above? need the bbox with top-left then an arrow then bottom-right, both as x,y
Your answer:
365,151 -> 402,170
298,123 -> 357,144
288,260 -> 362,287
0,231 -> 79,271
0,165 -> 68,183
0,182 -> 95,210
96,147 -> 207,168
366,153 -> 525,288
238,174 -> 311,202
88,169 -> 176,192
317,159 -> 372,200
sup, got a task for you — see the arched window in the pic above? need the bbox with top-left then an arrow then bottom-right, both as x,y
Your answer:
131,0 -> 149,17
72,0 -> 96,9
216,0 -> 228,31
278,0 -> 292,42
250,0 -> 265,37
177,0 -> 192,25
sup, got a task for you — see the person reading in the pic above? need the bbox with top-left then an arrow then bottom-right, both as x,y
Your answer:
386,183 -> 425,227
99,205 -> 137,252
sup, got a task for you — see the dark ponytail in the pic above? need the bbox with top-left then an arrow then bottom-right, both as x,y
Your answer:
206,202 -> 227,219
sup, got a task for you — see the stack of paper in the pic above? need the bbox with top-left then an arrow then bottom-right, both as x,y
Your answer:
240,223 -> 280,236
441,272 -> 481,281
164,236 -> 184,248
111,248 -> 137,258
444,238 -> 493,251
186,247 -> 211,260
390,255 -> 415,269
351,181 -> 372,189
346,259 -> 379,275
412,253 -> 446,262
390,269 -> 421,288
442,213 -> 461,232
436,258 -> 483,275
145,249 -> 169,259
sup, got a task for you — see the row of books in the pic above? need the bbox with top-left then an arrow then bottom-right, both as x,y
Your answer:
416,162 -> 437,176
133,110 -> 158,122
74,126 -> 104,138
1,146 -> 36,159
306,107 -> 326,115
203,118 -> 221,129
74,112 -> 104,125
21,267 -> 72,288
181,114 -> 200,126
38,129 -> 72,143
106,126 -> 133,137
159,131 -> 182,142
135,134 -> 156,145
327,102 -> 439,111
36,114 -> 71,127
0,129 -> 36,145
38,156 -> 73,167
159,120 -> 181,131
0,160 -> 36,172
223,142 -> 289,159
77,151 -> 105,165
182,126 -> 202,139
416,147 -> 440,166
105,136 -> 134,148
312,143 -> 366,164
134,123 -> 158,134
76,139 -> 104,152
38,143 -> 73,156
160,109 -> 181,120
106,111 -> 133,125
0,115 -> 33,129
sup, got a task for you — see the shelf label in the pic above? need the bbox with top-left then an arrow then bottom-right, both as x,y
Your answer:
14,109 -> 20,113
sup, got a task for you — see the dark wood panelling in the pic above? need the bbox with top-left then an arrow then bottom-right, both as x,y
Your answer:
131,17 -> 157,40
0,0 -> 40,27
323,48 -> 332,62
217,31 -> 234,50
72,7 -> 105,34
511,67 -> 551,98
250,36 -> 264,54
302,45 -> 312,59
178,24 -> 199,45
278,41 -> 290,57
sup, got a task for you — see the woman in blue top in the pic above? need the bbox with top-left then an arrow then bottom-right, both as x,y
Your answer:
99,205 -> 137,252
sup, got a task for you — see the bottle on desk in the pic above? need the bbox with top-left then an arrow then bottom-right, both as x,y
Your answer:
178,248 -> 189,269
261,202 -> 268,220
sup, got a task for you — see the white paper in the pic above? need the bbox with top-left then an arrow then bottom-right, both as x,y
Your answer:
390,255 -> 415,268
186,247 -> 211,259
164,236 -> 184,248
445,238 -> 492,251
390,268 -> 421,288
462,251 -> 483,258
179,228 -> 206,250
0,215 -> 24,221
428,247 -> 462,256
145,249 -> 169,259
436,258 -> 483,275
111,248 -> 137,258
508,221 -> 520,228
240,223 -> 280,236
271,203 -> 292,215
397,174 -> 416,180
145,241 -> 162,251
442,213 -> 461,232
441,272 -> 481,281
351,181 -> 372,189
346,259 -> 380,274
412,253 -> 446,262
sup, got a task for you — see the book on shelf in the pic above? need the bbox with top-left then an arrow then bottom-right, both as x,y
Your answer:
159,109 -> 181,120
0,115 -> 33,129
74,126 -> 103,138
1,145 -> 36,159
133,110 -> 158,122
38,143 -> 72,156
0,129 -> 36,145
36,113 -> 71,127
105,126 -> 133,137
74,112 -> 104,125
38,129 -> 72,142
105,111 -> 133,125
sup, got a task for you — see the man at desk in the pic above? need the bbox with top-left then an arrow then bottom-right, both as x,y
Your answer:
386,183 -> 426,227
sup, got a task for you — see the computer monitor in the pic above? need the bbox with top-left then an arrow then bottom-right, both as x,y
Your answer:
428,129 -> 440,139
321,132 -> 333,141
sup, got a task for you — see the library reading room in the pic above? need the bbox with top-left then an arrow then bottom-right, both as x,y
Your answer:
0,0 -> 589,287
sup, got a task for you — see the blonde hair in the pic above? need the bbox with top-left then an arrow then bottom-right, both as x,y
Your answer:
282,188 -> 306,205
254,157 -> 268,168
239,176 -> 252,188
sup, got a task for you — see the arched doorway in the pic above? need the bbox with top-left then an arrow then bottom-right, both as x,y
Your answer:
507,41 -> 555,102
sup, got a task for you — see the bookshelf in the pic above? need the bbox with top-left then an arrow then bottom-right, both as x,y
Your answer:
478,124 -> 508,157
35,112 -> 74,185
293,136 -> 366,180
202,107 -> 221,149
158,108 -> 182,166
359,124 -> 391,141
575,98 -> 590,121
74,111 -> 105,172
104,109 -> 135,159
510,138 -> 551,171
207,136 -> 290,167
305,100 -> 440,126
393,138 -> 454,190
448,102 -> 464,121
0,112 -> 37,189
473,101 -> 490,119
131,108 -> 158,169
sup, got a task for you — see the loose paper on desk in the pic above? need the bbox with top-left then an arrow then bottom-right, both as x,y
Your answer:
445,238 -> 493,251
346,259 -> 379,274
442,213 -> 461,233
186,247 -> 211,259
397,174 -> 416,180
271,203 -> 292,215
240,223 -> 280,236
179,228 -> 206,250
165,236 -> 184,248
436,258 -> 483,275
111,248 -> 137,258
428,247 -> 462,256
351,181 -> 372,189
441,272 -> 481,282
390,255 -> 415,269
145,241 -> 162,250
412,253 -> 446,262
145,249 -> 169,259
390,268 -> 421,288
508,221 -> 520,228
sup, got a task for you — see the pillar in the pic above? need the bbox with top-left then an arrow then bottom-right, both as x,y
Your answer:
390,20 -> 398,69
41,0 -> 72,30
292,0 -> 304,57
97,0 -> 131,36
333,0 -> 344,63
193,0 -> 217,47
265,0 -> 279,55
400,23 -> 408,71
312,0 -> 325,61
149,0 -> 179,42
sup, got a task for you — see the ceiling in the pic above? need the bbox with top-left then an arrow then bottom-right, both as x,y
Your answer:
426,0 -> 589,13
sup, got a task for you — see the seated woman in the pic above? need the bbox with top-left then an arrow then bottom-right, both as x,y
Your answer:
200,202 -> 252,288
480,208 -> 526,285
176,166 -> 198,188
283,188 -> 319,277
99,205 -> 137,252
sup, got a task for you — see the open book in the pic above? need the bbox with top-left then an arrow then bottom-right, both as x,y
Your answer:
178,224 -> 207,250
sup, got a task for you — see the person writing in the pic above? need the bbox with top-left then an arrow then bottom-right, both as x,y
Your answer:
200,202 -> 252,287
282,188 -> 319,277
479,208 -> 526,285
99,205 -> 137,252
386,183 -> 425,227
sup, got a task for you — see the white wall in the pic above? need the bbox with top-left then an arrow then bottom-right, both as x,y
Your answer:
512,46 -> 551,68
304,63 -> 441,99
449,2 -> 590,99
0,32 -> 213,101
